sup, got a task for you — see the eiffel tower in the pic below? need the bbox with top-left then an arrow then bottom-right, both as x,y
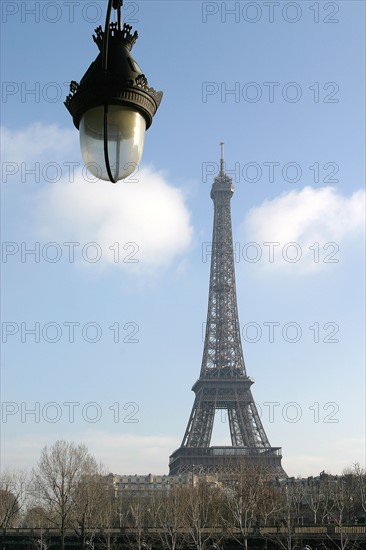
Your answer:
169,145 -> 286,477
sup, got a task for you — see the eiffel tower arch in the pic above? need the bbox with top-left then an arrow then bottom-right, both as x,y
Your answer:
169,145 -> 286,477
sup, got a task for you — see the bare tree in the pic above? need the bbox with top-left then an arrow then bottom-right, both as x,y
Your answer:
71,464 -> 109,549
153,487 -> 189,550
331,474 -> 354,525
257,482 -> 282,527
32,440 -> 101,550
182,482 -> 224,550
304,477 -> 328,525
22,505 -> 49,528
95,478 -> 121,550
324,472 -> 359,550
352,463 -> 366,516
220,465 -> 275,549
0,469 -> 29,533
264,479 -> 306,550
124,494 -> 150,550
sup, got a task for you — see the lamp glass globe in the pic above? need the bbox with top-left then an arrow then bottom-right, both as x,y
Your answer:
80,105 -> 146,181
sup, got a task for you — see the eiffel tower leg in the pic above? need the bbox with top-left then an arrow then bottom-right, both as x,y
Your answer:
228,406 -> 245,446
182,396 -> 215,448
236,402 -> 271,447
248,402 -> 271,446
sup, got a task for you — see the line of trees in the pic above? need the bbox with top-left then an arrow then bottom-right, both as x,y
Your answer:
1,440 -> 365,550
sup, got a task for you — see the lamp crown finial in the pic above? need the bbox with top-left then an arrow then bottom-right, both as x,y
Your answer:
93,22 -> 138,52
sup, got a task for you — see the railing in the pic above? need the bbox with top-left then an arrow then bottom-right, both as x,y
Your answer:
294,526 -> 327,534
4,525 -> 365,536
335,526 -> 366,534
170,446 -> 282,458
211,446 -> 282,456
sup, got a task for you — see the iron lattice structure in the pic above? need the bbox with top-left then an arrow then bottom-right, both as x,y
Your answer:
169,145 -> 286,477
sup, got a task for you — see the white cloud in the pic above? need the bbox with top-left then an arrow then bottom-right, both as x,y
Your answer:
35,165 -> 193,270
241,186 -> 365,273
1,123 -> 193,272
1,123 -> 77,165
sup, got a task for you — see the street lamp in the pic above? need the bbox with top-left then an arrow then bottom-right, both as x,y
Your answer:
65,0 -> 163,183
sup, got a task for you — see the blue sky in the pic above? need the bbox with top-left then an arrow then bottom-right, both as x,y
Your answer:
1,0 -> 365,477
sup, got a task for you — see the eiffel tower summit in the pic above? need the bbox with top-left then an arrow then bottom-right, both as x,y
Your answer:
169,145 -> 286,477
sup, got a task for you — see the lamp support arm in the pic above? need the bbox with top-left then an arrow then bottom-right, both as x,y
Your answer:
102,0 -> 124,183
103,0 -> 124,72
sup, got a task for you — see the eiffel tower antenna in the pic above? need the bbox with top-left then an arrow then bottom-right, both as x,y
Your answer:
169,148 -> 286,477
220,142 -> 225,176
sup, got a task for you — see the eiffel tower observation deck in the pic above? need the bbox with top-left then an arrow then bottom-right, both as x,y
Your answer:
169,145 -> 286,477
